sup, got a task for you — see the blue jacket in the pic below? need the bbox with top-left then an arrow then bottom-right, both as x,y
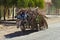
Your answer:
16,12 -> 27,20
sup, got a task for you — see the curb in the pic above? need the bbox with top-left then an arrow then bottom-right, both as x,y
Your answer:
46,15 -> 60,18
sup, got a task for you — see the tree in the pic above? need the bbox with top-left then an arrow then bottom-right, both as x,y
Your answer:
7,0 -> 17,20
0,6 -> 1,20
0,0 -> 2,20
52,0 -> 60,15
52,0 -> 60,8
0,0 -> 17,20
2,0 -> 7,20
33,0 -> 44,9
0,0 -> 10,20
17,0 -> 29,8
28,0 -> 35,7
0,0 -> 45,20
17,0 -> 44,9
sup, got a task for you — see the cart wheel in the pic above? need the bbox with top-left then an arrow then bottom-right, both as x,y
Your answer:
44,18 -> 48,29
41,19 -> 48,30
43,23 -> 48,29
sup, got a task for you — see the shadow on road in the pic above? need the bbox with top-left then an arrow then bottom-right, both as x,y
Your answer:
0,20 -> 16,26
3,23 -> 16,26
4,30 -> 38,38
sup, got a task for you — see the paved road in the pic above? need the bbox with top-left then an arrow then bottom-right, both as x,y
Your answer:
0,17 -> 60,40
0,22 -> 60,40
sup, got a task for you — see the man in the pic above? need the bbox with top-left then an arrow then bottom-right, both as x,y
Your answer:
15,8 -> 21,28
15,9 -> 28,28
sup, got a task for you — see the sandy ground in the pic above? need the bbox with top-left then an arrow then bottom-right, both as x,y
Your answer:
0,17 -> 60,39
47,17 -> 60,24
0,25 -> 20,39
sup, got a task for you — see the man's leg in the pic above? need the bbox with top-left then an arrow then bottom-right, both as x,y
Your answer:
16,19 -> 20,28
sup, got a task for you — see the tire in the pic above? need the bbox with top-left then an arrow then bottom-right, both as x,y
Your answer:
41,18 -> 48,30
43,21 -> 48,29
44,18 -> 48,28
36,18 -> 48,30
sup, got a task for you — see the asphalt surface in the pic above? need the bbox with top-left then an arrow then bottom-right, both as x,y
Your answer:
0,22 -> 60,40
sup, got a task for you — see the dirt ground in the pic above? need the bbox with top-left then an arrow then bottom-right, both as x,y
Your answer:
0,17 -> 60,39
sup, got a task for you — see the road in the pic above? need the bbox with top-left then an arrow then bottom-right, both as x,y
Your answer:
0,18 -> 60,40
